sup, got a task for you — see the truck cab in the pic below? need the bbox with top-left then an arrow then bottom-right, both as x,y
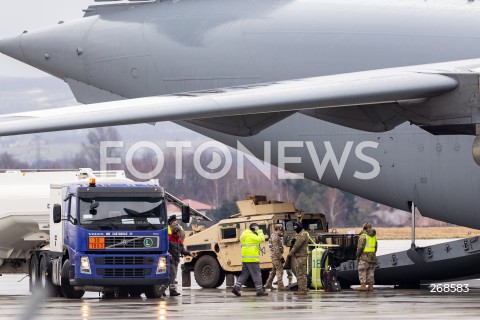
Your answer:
34,169 -> 171,298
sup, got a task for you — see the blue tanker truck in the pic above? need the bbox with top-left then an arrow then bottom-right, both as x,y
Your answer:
0,168 -> 197,299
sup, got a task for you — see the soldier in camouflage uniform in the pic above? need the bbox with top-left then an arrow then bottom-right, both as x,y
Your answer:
356,223 -> 377,291
265,225 -> 288,291
288,222 -> 309,295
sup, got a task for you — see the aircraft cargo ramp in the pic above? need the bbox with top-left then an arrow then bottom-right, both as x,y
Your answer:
336,237 -> 480,287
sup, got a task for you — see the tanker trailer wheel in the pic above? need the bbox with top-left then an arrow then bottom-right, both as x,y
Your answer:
61,259 -> 85,299
39,255 -> 62,297
29,255 -> 39,293
194,255 -> 225,288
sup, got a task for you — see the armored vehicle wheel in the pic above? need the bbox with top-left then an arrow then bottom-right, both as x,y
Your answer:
194,255 -> 225,288
214,269 -> 226,287
29,255 -> 39,293
61,259 -> 85,299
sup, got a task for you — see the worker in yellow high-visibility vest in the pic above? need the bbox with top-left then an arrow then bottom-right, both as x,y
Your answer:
231,222 -> 268,297
355,223 -> 377,291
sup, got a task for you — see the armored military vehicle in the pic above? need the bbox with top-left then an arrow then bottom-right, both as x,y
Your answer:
182,195 -> 358,288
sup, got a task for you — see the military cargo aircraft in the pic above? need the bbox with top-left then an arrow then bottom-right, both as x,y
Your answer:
1,0 -> 480,228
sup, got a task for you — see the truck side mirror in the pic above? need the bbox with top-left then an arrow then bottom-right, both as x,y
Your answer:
53,204 -> 62,224
181,204 -> 191,224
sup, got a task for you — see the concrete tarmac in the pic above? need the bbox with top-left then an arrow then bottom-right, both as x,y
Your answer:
1,276 -> 480,320
2,239 -> 480,319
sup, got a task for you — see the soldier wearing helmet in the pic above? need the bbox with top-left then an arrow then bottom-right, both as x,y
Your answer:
287,221 -> 310,295
355,222 -> 377,291
265,224 -> 289,291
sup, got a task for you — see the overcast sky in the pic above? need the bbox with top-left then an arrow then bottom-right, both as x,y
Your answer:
0,0 -> 93,78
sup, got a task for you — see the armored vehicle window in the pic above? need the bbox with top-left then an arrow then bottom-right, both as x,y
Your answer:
221,227 -> 237,239
285,221 -> 294,231
302,218 -> 324,231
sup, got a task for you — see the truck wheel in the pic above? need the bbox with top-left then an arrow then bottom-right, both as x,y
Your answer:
61,259 -> 85,299
144,285 -> 167,298
39,255 -> 60,297
29,255 -> 39,293
194,255 -> 225,288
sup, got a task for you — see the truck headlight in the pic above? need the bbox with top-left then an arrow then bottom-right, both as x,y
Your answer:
80,256 -> 91,274
156,257 -> 167,274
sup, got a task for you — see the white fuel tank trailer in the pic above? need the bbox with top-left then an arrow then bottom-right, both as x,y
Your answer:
0,169 -> 101,274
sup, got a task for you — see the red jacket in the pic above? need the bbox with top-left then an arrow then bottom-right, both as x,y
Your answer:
168,234 -> 183,244
168,234 -> 190,264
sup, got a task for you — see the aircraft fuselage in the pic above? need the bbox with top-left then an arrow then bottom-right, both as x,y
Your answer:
2,0 -> 480,227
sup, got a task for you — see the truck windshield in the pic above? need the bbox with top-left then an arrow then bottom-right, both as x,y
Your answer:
78,197 -> 167,230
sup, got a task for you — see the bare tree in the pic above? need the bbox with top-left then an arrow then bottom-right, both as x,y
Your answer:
80,127 -> 121,170
0,152 -> 28,169
321,188 -> 346,228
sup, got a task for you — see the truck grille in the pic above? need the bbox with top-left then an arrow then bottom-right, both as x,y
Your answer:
94,257 -> 154,265
97,268 -> 151,277
104,236 -> 159,249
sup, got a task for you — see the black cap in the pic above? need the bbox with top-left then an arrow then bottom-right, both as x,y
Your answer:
168,215 -> 177,225
250,222 -> 259,231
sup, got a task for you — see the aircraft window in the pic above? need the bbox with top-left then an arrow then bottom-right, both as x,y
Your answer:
221,228 -> 237,239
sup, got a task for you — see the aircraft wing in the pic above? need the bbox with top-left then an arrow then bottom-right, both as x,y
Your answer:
0,63 -> 466,137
